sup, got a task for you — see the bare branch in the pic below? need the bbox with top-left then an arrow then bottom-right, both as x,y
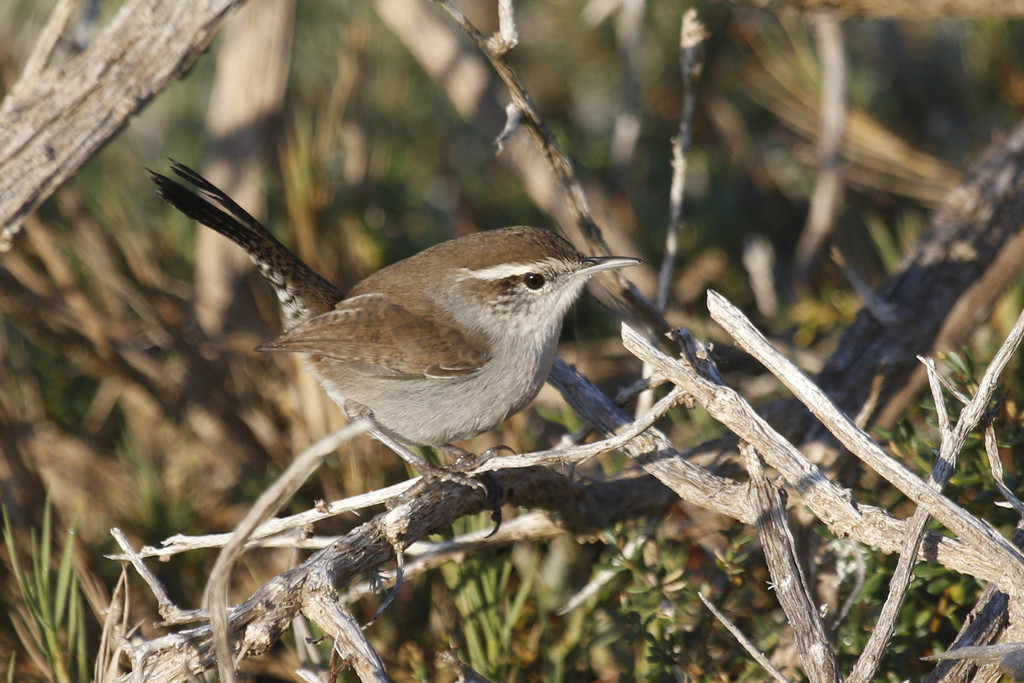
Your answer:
0,0 -> 245,248
620,321 -> 1020,588
945,302 -> 1024,448
125,480 -> 417,559
986,425 -> 1024,517
845,359 -> 957,683
116,466 -> 679,678
430,0 -> 665,331
705,291 -> 1024,595
110,528 -> 201,626
752,0 -> 1024,19
343,512 -> 564,604
794,12 -> 847,278
118,378 -> 687,564
549,357 -> 756,525
741,443 -> 840,682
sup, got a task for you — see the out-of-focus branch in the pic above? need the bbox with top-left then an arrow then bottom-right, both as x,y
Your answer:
194,0 -> 295,338
0,0 -> 246,249
810,117 -> 1024,429
698,592 -> 790,683
794,12 -> 846,281
607,0 -> 644,177
658,9 -> 708,313
754,0 -> 1024,18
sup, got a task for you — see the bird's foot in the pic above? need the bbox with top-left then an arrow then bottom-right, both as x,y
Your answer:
437,444 -> 512,535
444,444 -> 515,471
418,458 -> 488,493
375,429 -> 507,535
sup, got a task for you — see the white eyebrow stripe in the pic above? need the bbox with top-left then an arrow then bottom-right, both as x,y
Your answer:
457,257 -> 567,281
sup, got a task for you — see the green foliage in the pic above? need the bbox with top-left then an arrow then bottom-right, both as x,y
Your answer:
595,528 -> 695,680
440,514 -> 539,679
2,502 -> 88,683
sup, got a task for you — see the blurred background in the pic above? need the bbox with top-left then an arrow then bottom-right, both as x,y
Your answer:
1,0 -> 1023,680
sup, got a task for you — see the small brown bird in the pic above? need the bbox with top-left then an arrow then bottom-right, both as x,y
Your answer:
152,161 -> 640,471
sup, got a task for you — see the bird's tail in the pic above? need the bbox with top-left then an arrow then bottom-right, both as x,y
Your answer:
150,160 -> 342,326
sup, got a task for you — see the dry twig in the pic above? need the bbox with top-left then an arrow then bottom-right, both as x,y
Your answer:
741,442 -> 840,682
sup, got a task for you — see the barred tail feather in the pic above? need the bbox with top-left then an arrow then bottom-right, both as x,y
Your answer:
150,160 -> 342,326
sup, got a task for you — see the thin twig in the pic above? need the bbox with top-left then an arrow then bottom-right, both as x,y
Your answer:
846,359 -> 956,683
206,420 -> 371,683
557,517 -> 659,615
94,566 -> 128,683
343,512 -> 561,604
110,528 -> 200,625
921,356 -> 953,439
697,592 -> 790,683
13,0 -> 77,94
985,424 -> 1024,516
827,538 -> 866,629
945,303 -> 1024,449
658,8 -> 707,313
637,8 -> 707,418
122,480 -> 417,559
432,0 -> 595,245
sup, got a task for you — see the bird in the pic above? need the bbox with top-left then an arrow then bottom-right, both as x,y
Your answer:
150,160 -> 641,476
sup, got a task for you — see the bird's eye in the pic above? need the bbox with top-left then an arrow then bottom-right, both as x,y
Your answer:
522,273 -> 546,290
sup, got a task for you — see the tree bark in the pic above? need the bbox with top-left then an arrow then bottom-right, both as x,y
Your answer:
0,0 -> 246,249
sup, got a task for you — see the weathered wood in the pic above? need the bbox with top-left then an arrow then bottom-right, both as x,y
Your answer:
0,0 -> 247,248
814,120 -> 1024,427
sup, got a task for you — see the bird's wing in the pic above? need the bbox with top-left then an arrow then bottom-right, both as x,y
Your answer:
255,293 -> 490,379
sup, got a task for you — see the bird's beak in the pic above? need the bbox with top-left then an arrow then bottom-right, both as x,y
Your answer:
578,255 -> 644,277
